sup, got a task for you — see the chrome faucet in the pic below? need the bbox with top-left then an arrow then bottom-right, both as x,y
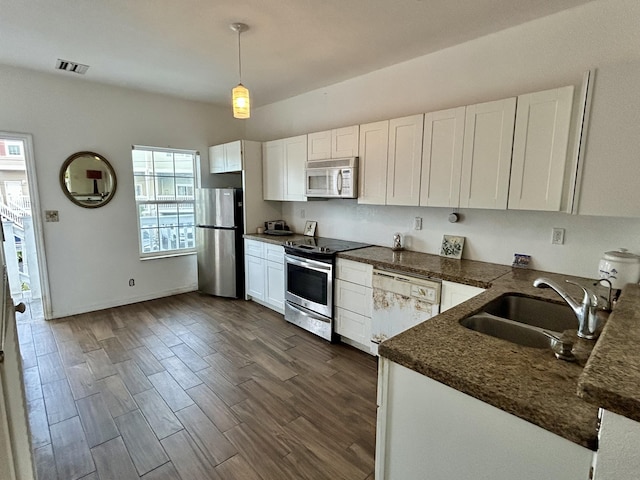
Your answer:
533,277 -> 599,339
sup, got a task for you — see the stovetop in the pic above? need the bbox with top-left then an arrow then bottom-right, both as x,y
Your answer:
284,237 -> 371,256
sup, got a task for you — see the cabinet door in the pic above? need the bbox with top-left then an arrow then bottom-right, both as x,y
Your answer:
283,135 -> 307,202
307,130 -> 332,160
440,280 -> 484,312
209,144 -> 226,173
460,98 -> 516,209
508,86 -> 574,211
265,260 -> 285,312
263,140 -> 285,201
336,258 -> 373,287
336,307 -> 372,347
335,279 -> 372,317
358,120 -> 389,205
332,125 -> 359,158
224,140 -> 243,172
386,114 -> 424,206
245,254 -> 265,301
420,107 -> 465,207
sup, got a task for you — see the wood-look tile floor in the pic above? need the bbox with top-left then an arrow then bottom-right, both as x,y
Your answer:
17,293 -> 378,480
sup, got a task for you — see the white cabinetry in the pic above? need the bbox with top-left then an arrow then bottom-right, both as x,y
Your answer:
244,239 -> 285,313
209,140 -> 243,173
307,125 -> 359,160
420,106 -> 466,207
335,259 -> 373,353
508,85 -> 575,211
262,135 -> 307,202
386,114 -> 424,206
440,280 -> 484,312
593,409 -> 640,479
376,359 -> 594,480
358,120 -> 389,205
460,98 -> 517,209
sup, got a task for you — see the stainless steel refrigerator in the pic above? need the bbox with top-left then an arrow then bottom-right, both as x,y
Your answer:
195,188 -> 244,298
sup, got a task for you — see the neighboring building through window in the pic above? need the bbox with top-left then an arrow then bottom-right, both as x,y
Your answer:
7,145 -> 21,155
132,146 -> 197,256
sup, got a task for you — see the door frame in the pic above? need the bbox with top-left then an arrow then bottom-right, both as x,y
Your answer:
0,131 -> 52,319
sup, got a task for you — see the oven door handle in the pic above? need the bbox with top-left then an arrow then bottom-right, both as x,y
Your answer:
285,255 -> 332,272
287,302 -> 331,323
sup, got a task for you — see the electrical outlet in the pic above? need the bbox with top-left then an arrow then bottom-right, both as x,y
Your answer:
45,210 -> 59,222
552,228 -> 565,245
300,209 -> 306,219
129,278 -> 135,287
414,217 -> 422,230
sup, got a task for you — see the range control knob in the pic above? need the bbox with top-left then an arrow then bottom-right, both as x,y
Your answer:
319,246 -> 331,253
284,240 -> 295,247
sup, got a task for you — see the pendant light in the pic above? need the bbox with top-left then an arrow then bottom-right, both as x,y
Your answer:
230,23 -> 250,119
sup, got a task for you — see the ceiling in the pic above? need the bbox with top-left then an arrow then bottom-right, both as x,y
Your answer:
0,0 -> 597,108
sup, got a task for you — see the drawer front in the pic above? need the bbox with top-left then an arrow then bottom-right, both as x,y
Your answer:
336,258 -> 373,287
336,279 -> 372,317
336,307 -> 372,346
245,239 -> 265,258
265,244 -> 284,263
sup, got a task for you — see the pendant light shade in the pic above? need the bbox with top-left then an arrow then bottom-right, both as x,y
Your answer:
232,83 -> 250,119
230,23 -> 250,119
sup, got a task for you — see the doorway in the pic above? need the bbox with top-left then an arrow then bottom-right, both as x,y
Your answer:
0,132 -> 50,320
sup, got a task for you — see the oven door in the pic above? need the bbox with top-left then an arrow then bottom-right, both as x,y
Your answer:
284,254 -> 333,318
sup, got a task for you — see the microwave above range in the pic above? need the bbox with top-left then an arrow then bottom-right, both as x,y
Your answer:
305,157 -> 358,199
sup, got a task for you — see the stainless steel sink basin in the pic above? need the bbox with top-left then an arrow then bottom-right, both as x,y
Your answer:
460,313 -> 557,349
482,295 -> 576,331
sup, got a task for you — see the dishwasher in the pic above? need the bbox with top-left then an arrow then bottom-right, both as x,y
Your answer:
371,268 -> 441,355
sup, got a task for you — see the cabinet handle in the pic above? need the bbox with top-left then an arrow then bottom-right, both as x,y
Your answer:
15,302 -> 26,314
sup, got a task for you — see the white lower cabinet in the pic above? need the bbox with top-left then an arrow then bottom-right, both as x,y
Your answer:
376,359 -> 594,480
244,239 -> 284,313
440,280 -> 485,312
593,409 -> 640,479
335,259 -> 373,354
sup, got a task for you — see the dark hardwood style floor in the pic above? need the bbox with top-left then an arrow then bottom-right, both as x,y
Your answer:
17,293 -> 378,480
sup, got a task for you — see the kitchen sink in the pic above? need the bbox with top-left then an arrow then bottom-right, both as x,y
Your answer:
481,295 -> 576,331
460,313 -> 556,349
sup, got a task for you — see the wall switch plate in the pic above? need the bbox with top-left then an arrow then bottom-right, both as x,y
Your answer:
552,227 -> 565,245
414,217 -> 422,230
45,210 -> 59,222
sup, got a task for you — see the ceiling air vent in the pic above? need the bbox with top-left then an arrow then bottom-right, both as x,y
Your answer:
55,59 -> 89,75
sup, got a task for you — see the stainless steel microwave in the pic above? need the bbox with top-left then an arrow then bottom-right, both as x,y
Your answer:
305,157 -> 358,198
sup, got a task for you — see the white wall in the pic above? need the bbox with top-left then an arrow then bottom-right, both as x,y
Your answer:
0,65 -> 243,318
246,0 -> 640,278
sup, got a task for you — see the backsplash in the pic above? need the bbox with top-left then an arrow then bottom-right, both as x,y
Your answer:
281,200 -> 640,279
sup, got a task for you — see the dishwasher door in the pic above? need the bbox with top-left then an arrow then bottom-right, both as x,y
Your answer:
371,269 -> 441,354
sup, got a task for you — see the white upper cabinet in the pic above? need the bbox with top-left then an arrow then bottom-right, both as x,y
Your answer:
263,139 -> 285,201
209,140 -> 243,173
386,114 -> 424,206
508,86 -> 574,211
420,107 -> 466,208
263,135 -> 307,202
460,98 -> 517,209
283,134 -> 307,202
307,125 -> 359,160
358,120 -> 389,205
332,126 -> 359,158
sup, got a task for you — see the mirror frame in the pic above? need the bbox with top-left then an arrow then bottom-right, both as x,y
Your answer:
59,151 -> 117,208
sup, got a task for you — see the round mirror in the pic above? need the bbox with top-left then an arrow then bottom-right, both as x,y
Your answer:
60,151 -> 117,208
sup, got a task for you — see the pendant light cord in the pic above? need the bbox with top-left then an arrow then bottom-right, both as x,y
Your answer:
237,29 -> 242,83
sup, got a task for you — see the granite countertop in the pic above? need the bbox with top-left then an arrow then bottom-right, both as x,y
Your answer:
340,246 -> 603,450
245,238 -> 639,448
578,284 -> 640,422
244,232 -> 307,245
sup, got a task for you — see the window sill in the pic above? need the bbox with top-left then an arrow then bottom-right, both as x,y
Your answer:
140,250 -> 196,261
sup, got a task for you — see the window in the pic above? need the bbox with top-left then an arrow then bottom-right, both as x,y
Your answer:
132,146 -> 197,256
7,144 -> 21,155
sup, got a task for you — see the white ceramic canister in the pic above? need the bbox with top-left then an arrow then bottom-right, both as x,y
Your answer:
598,248 -> 640,289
